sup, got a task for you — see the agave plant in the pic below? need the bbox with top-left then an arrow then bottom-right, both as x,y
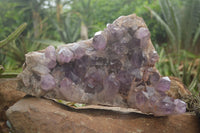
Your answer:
71,0 -> 96,39
148,0 -> 200,94
147,0 -> 200,52
53,13 -> 81,43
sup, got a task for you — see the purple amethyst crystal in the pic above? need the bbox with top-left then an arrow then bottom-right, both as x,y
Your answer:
69,43 -> 85,59
146,87 -> 156,97
174,99 -> 187,113
153,96 -> 175,116
108,59 -> 122,73
135,91 -> 148,109
73,56 -> 90,79
59,78 -> 74,100
117,71 -> 132,86
107,24 -> 126,41
67,71 -> 81,84
149,51 -> 159,65
84,67 -> 105,94
40,74 -> 56,91
60,77 -> 73,89
130,51 -> 144,68
18,14 -> 187,116
93,31 -> 107,50
57,47 -> 74,64
155,77 -> 171,92
149,72 -> 160,85
134,27 -> 150,48
112,42 -> 128,55
45,46 -> 57,69
103,73 -> 120,96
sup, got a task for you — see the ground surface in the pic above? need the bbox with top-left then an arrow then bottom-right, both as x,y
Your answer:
0,78 -> 199,133
6,97 -> 200,133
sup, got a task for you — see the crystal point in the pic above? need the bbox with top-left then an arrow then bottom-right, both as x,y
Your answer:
93,33 -> 107,50
57,47 -> 74,64
174,99 -> 187,114
40,74 -> 56,91
155,77 -> 171,92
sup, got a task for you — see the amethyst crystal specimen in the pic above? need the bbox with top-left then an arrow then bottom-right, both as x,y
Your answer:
18,14 -> 186,116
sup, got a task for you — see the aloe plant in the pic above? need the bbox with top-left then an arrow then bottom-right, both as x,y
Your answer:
148,0 -> 200,93
72,0 -> 93,39
147,0 -> 200,52
53,13 -> 81,43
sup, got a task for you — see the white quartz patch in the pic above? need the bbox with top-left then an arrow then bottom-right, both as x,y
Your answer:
162,76 -> 171,81
58,48 -> 67,54
153,50 -> 157,54
94,31 -> 102,36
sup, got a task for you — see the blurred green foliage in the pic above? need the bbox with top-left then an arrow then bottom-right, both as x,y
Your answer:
0,23 -> 27,48
148,0 -> 200,52
149,0 -> 200,92
156,48 -> 200,92
53,13 -> 81,43
0,23 -> 27,77
0,0 -> 200,95
0,1 -> 24,40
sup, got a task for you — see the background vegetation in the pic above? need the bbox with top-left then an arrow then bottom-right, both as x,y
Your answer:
0,0 -> 200,96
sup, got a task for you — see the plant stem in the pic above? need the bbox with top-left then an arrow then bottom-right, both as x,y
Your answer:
0,23 -> 27,48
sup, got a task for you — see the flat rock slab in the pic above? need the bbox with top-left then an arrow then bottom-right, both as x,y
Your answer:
6,97 -> 200,133
0,78 -> 25,121
0,78 -> 25,133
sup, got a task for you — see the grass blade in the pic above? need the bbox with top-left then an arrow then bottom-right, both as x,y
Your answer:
145,6 -> 175,44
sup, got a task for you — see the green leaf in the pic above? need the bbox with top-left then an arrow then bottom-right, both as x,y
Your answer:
0,69 -> 21,78
169,57 -> 179,77
180,49 -> 200,58
192,23 -> 200,47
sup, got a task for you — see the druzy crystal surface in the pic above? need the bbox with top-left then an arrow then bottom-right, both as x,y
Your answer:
18,14 -> 186,116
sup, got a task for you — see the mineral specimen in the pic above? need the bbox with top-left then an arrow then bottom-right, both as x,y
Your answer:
17,14 -> 186,116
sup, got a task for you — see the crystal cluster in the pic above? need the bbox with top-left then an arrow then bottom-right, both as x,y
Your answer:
18,14 -> 186,116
